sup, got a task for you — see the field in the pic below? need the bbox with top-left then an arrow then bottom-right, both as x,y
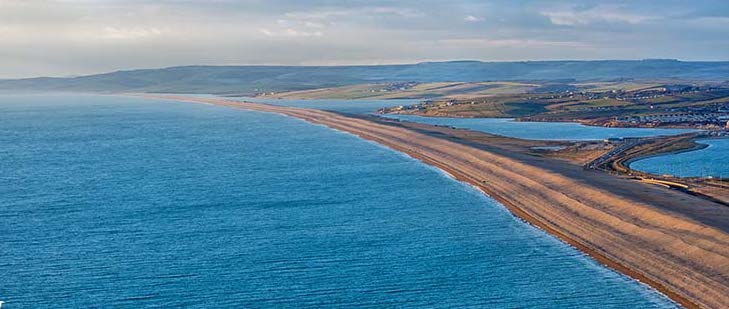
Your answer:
256,81 -> 541,100
373,81 -> 729,129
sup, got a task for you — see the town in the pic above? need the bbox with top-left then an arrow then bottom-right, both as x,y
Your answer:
380,81 -> 729,130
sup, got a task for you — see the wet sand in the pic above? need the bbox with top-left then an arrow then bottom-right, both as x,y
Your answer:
142,95 -> 729,309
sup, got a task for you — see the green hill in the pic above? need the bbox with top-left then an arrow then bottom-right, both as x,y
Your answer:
1,60 -> 728,95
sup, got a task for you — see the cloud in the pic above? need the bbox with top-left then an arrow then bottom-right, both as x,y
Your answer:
283,6 -> 425,20
542,5 -> 657,26
258,28 -> 323,37
304,21 -> 325,28
261,16 -> 329,38
99,27 -> 165,40
0,0 -> 728,78
439,38 -> 592,49
464,15 -> 483,22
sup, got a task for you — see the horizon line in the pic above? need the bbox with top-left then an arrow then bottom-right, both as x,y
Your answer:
4,58 -> 729,80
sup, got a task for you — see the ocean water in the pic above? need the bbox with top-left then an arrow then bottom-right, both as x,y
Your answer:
630,138 -> 729,177
0,94 -> 676,308
232,96 -> 418,114
383,114 -> 694,141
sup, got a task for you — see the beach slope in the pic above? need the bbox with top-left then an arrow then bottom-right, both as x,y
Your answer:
145,95 -> 729,309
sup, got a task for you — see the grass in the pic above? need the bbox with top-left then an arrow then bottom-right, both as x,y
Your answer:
259,82 -> 541,100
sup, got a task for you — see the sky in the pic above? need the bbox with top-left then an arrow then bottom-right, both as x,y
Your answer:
1,0 -> 728,78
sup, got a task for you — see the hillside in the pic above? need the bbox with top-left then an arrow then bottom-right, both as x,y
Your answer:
1,60 -> 728,95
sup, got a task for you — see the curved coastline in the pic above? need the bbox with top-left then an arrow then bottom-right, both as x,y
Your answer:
624,139 -> 710,170
389,148 -> 694,307
387,110 -> 702,131
139,94 -> 729,309
381,114 -> 695,141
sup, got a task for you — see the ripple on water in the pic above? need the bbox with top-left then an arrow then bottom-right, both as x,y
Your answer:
630,138 -> 729,177
0,94 -> 676,308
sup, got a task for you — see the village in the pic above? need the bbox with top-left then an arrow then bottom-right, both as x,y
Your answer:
380,82 -> 729,130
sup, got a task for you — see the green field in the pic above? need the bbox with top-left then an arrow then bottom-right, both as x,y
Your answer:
379,81 -> 729,127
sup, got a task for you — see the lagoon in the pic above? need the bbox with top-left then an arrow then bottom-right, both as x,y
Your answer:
226,97 -> 693,141
233,96 -> 418,114
630,138 -> 729,177
383,114 -> 694,141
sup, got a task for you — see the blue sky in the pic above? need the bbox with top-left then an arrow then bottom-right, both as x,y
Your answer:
1,0 -> 728,78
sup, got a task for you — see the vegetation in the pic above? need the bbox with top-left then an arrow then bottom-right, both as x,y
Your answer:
383,82 -> 729,129
2,60 -> 729,95
256,81 -> 541,100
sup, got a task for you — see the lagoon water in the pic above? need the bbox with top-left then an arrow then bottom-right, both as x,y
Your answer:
233,96 -> 418,114
229,97 -> 692,141
0,94 -> 676,307
630,138 -> 729,177
383,114 -> 694,141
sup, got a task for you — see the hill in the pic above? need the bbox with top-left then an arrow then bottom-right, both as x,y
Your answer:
1,60 -> 728,95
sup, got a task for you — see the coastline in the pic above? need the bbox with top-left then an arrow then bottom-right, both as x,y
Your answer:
623,139 -> 710,169
380,146 -> 695,307
384,111 -> 710,130
624,136 -> 729,171
139,94 -> 729,309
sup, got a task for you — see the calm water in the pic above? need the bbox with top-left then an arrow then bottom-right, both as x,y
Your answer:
383,114 -> 694,141
233,96 -> 418,114
1,94 -> 676,308
630,138 -> 729,177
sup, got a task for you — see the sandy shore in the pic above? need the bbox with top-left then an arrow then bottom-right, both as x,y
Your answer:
142,94 -> 729,309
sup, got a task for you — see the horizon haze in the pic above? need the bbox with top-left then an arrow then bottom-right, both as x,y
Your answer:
2,0 -> 729,78
3,1 -> 729,308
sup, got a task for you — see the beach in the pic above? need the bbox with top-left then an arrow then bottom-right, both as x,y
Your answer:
144,94 -> 729,309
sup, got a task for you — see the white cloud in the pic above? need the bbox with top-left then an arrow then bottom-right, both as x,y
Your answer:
258,28 -> 274,37
260,16 -> 328,38
367,7 -> 424,18
284,6 -> 424,20
304,21 -> 325,28
258,27 -> 323,37
0,0 -> 726,78
439,38 -> 592,48
100,27 -> 164,40
542,6 -> 656,26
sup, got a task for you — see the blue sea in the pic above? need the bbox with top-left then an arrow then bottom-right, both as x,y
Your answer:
383,114 -> 694,141
630,138 -> 729,177
0,94 -> 676,308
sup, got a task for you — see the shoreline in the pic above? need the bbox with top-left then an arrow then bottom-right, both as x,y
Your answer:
383,111 -> 711,131
382,145 -> 694,307
624,136 -> 729,171
137,94 -> 729,309
624,139 -> 710,170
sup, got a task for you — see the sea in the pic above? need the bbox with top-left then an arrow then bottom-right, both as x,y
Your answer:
630,138 -> 729,177
0,94 -> 677,307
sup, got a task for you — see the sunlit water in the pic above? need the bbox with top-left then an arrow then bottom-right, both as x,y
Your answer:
630,138 -> 729,177
233,96 -> 418,114
0,94 -> 676,307
229,97 -> 692,141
